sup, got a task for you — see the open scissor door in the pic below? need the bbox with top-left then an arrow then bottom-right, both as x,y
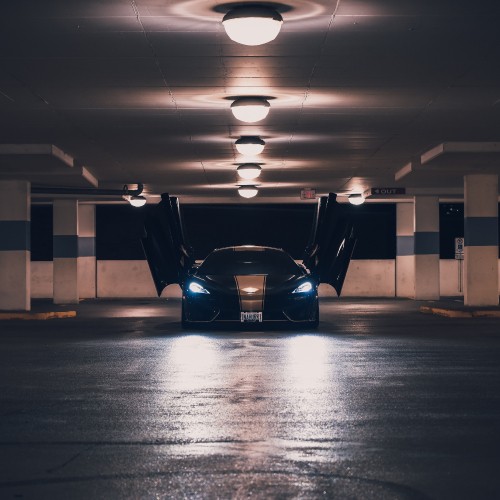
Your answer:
303,193 -> 356,296
141,193 -> 194,296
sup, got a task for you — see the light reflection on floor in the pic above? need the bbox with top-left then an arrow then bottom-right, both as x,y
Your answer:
151,334 -> 349,462
280,335 -> 348,446
164,335 -> 221,391
285,335 -> 331,389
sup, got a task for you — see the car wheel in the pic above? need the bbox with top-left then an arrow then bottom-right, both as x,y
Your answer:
309,302 -> 319,328
181,300 -> 189,329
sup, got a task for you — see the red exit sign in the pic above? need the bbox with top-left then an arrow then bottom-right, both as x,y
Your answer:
300,188 -> 316,200
371,187 -> 406,195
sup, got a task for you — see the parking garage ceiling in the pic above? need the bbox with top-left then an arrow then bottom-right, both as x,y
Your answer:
0,0 -> 499,202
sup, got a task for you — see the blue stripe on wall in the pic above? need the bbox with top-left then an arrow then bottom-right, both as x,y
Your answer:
465,217 -> 498,247
78,237 -> 95,257
0,221 -> 30,251
54,236 -> 96,258
414,232 -> 440,255
53,235 -> 78,258
396,236 -> 414,256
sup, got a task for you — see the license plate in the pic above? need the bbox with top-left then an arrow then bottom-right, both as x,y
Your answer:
241,312 -> 262,323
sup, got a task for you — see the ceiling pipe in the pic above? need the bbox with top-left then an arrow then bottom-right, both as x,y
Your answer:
31,183 -> 144,197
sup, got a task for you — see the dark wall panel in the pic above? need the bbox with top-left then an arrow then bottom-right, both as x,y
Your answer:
182,204 -> 315,260
96,203 -> 397,261
31,203 -> 500,262
31,206 -> 53,261
440,204 -> 464,259
96,205 -> 146,260
346,204 -> 396,260
439,203 -> 500,258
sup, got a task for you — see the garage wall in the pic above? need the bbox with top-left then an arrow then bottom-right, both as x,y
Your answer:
31,260 -> 500,299
31,261 -> 53,298
95,260 -> 397,299
97,261 -> 181,298
32,260 -> 98,299
319,260 -> 396,297
440,260 -> 464,297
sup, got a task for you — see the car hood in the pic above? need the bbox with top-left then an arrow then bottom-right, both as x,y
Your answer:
190,274 -> 310,294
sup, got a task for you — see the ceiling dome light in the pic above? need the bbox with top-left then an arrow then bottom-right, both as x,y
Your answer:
235,136 -> 266,156
238,185 -> 259,198
237,163 -> 262,180
231,97 -> 270,123
222,5 -> 283,46
129,195 -> 147,207
348,193 -> 365,206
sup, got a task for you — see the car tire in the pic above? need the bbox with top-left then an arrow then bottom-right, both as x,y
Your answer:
181,300 -> 189,329
309,302 -> 319,328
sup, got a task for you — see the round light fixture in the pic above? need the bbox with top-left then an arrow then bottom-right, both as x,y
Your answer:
129,195 -> 147,207
231,97 -> 270,123
222,5 -> 283,46
237,163 -> 262,180
238,185 -> 259,198
235,136 -> 266,156
348,193 -> 365,206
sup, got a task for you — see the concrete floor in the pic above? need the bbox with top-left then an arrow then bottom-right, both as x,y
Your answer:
0,298 -> 499,499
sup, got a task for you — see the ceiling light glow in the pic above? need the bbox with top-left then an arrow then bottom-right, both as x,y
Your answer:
222,5 -> 283,46
235,136 -> 266,156
348,193 -> 365,206
237,163 -> 262,180
231,97 -> 270,123
238,185 -> 259,198
129,195 -> 147,207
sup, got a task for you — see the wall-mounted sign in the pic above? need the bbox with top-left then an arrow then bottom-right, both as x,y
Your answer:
370,188 -> 406,195
301,188 -> 316,200
455,237 -> 464,260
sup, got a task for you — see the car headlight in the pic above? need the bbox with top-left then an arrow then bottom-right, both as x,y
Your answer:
292,281 -> 314,294
188,282 -> 210,294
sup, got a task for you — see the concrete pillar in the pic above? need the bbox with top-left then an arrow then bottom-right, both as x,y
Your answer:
53,200 -> 79,304
0,181 -> 31,311
78,204 -> 96,299
464,175 -> 499,306
396,202 -> 415,298
413,196 -> 440,300
53,202 -> 97,304
396,198 -> 440,300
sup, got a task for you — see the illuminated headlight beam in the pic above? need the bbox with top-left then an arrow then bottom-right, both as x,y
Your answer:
292,281 -> 314,294
188,282 -> 210,294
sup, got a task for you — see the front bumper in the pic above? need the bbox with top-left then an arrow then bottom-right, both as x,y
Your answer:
183,291 -> 318,324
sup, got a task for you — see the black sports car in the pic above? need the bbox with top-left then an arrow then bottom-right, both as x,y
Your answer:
141,193 -> 355,328
183,245 -> 318,326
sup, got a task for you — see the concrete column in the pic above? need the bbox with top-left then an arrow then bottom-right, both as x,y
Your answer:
78,204 -> 96,299
53,200 -> 79,304
464,175 -> 499,306
396,202 -> 415,298
0,181 -> 31,311
413,196 -> 440,300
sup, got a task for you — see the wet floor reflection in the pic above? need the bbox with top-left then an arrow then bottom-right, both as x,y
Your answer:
278,335 -> 349,455
156,335 -> 226,444
153,334 -> 349,463
164,335 -> 221,392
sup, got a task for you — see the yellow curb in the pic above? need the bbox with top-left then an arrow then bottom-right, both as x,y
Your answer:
420,306 -> 500,318
420,306 -> 472,318
472,310 -> 500,318
0,311 -> 76,320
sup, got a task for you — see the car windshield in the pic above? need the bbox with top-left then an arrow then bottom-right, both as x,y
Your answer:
198,248 -> 301,275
